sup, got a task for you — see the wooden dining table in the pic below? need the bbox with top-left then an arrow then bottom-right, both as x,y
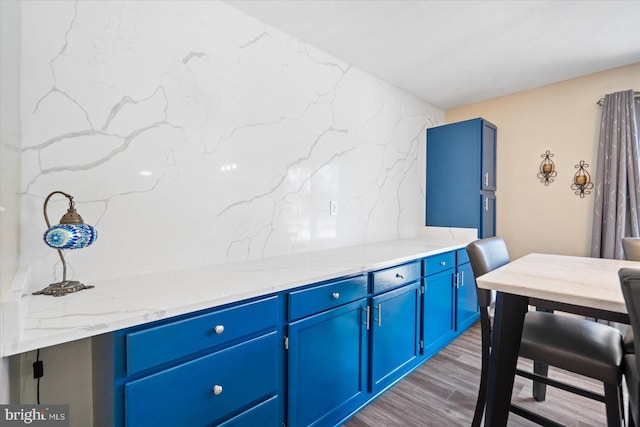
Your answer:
475,253 -> 639,426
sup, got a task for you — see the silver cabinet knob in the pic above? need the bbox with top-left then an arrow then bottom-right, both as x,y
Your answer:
214,325 -> 224,335
332,292 -> 340,299
212,385 -> 223,395
440,261 -> 446,266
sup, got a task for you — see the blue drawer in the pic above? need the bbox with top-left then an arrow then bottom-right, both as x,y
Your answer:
218,395 -> 279,427
371,261 -> 421,294
457,248 -> 470,265
126,296 -> 278,375
289,275 -> 367,321
423,251 -> 456,276
125,332 -> 279,427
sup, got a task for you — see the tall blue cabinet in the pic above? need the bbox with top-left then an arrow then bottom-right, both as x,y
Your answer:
426,118 -> 497,238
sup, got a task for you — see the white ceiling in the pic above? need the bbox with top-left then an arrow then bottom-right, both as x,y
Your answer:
225,0 -> 640,109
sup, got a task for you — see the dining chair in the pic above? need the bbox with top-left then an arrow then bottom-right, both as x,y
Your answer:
466,237 -> 625,427
618,268 -> 640,427
623,238 -> 640,262
622,237 -> 640,354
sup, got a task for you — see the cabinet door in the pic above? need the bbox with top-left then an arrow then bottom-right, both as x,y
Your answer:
288,299 -> 368,427
426,119 -> 481,229
481,120 -> 497,191
422,268 -> 455,357
370,282 -> 421,393
480,192 -> 496,238
455,262 -> 479,331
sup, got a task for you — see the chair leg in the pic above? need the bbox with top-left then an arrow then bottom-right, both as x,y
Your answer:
472,310 -> 492,427
604,383 -> 623,427
618,385 -> 625,426
532,360 -> 549,401
532,306 -> 553,402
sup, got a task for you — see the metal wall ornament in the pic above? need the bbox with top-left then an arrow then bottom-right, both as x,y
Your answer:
537,150 -> 557,185
571,161 -> 593,198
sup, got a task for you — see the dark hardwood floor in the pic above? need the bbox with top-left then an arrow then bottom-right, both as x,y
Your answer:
343,321 -> 618,427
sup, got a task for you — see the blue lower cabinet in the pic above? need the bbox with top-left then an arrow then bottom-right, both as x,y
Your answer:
92,295 -> 285,427
288,299 -> 369,427
456,261 -> 479,331
93,254 -> 479,427
422,268 -> 455,357
370,282 -> 421,393
422,251 -> 479,359
125,332 -> 279,427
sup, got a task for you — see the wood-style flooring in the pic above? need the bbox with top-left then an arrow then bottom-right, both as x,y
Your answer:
342,321 -> 615,427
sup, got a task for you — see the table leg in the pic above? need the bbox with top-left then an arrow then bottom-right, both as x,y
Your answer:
484,292 -> 529,426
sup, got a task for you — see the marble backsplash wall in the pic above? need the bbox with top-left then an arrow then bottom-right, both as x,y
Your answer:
19,0 -> 443,289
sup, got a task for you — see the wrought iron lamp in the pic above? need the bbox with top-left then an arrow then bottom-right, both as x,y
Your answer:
33,191 -> 98,297
571,161 -> 593,198
537,150 -> 557,185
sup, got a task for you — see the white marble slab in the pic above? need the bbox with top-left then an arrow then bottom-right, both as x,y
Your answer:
2,237 -> 472,357
476,253 -> 640,314
18,1 -> 443,295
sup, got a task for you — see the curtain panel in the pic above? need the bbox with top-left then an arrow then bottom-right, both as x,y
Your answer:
591,90 -> 640,259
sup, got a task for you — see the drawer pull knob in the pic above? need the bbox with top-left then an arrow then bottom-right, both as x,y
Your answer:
395,273 -> 404,280
440,261 -> 446,266
214,325 -> 225,335
212,385 -> 223,395
332,292 -> 340,299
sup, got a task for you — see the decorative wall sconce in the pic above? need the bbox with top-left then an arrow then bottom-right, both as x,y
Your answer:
537,150 -> 557,185
33,191 -> 98,296
571,161 -> 593,198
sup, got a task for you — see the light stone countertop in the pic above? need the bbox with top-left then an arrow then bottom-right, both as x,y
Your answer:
2,233 -> 475,357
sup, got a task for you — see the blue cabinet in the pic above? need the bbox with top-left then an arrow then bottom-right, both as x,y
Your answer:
288,298 -> 369,427
422,263 -> 455,357
288,264 -> 422,427
92,254 -> 478,427
92,296 -> 285,427
422,250 -> 479,357
370,281 -> 421,393
426,118 -> 497,238
455,249 -> 479,332
287,275 -> 369,427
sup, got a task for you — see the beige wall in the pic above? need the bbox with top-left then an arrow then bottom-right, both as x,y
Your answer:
446,63 -> 640,260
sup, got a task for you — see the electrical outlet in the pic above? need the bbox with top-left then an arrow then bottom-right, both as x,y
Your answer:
330,200 -> 338,216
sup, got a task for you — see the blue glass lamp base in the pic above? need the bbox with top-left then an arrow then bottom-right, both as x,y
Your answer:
33,280 -> 94,297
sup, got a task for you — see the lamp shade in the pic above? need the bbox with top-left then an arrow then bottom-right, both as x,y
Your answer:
43,223 -> 97,250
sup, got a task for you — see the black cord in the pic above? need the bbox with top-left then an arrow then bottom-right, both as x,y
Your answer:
36,349 -> 40,405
